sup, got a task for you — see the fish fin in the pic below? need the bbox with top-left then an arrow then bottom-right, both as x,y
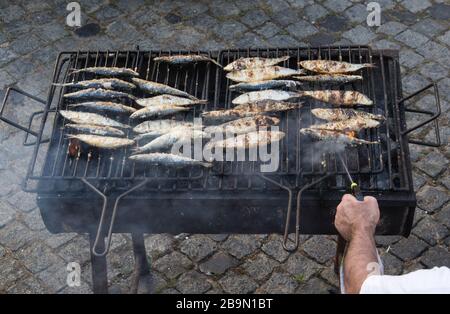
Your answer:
364,63 -> 376,68
209,58 -> 223,68
53,82 -> 72,86
198,99 -> 208,105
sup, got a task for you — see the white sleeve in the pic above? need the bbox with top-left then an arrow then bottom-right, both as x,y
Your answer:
360,267 -> 450,294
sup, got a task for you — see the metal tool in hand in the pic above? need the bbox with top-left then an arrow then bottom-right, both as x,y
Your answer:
339,154 -> 364,202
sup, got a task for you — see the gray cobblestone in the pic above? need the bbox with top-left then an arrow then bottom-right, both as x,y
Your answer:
427,3 -> 450,21
421,246 -> 450,268
323,0 -> 351,12
144,234 -> 174,260
176,271 -> 211,294
304,4 -> 329,22
413,216 -> 449,246
0,257 -> 29,290
0,200 -> 16,228
417,185 -> 449,212
0,221 -> 35,251
391,236 -> 429,261
284,252 -> 323,280
180,235 -> 217,262
381,252 -> 403,275
219,271 -> 257,294
57,236 -> 91,265
222,235 -> 264,259
17,241 -> 63,273
416,41 -> 449,68
257,272 -> 297,294
297,276 -> 332,294
401,0 -> 432,13
412,18 -> 447,37
153,251 -> 192,279
302,236 -> 335,264
344,4 -> 367,23
261,235 -> 290,262
287,20 -> 319,40
240,10 -> 269,28
435,204 -> 450,228
437,30 -> 450,47
6,275 -> 46,294
199,252 -> 238,276
395,29 -> 429,48
415,151 -> 448,178
377,21 -> 407,36
343,25 -> 377,44
242,253 -> 278,281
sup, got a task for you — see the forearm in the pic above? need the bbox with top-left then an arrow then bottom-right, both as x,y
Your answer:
344,229 -> 378,294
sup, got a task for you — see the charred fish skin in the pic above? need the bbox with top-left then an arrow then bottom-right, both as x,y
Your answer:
301,90 -> 373,106
59,110 -> 130,129
229,80 -> 301,92
311,108 -> 385,122
64,88 -> 137,101
205,130 -> 285,151
226,66 -> 306,83
298,60 -> 374,74
132,78 -> 197,100
224,56 -> 290,72
54,78 -> 136,91
129,153 -> 212,168
133,119 -> 194,134
154,55 -> 222,68
293,74 -> 362,84
201,109 -> 252,123
300,128 -> 378,145
68,134 -> 135,149
130,104 -> 190,119
134,125 -> 196,142
65,124 -> 125,137
204,115 -> 280,135
136,94 -> 207,107
233,100 -> 301,113
310,117 -> 380,132
232,90 -> 300,105
70,67 -> 139,77
68,101 -> 136,114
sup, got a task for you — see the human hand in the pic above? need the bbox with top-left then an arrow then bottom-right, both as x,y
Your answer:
334,194 -> 380,241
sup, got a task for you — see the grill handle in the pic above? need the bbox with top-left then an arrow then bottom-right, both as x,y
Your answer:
399,83 -> 441,147
0,87 -> 50,146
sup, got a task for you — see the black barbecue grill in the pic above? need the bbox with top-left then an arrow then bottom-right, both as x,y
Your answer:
0,46 -> 441,293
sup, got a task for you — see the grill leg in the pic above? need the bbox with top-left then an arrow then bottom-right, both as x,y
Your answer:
89,234 -> 108,294
130,233 -> 151,294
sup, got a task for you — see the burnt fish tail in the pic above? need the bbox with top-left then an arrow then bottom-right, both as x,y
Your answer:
131,78 -> 197,100
64,88 -> 137,101
70,67 -> 139,77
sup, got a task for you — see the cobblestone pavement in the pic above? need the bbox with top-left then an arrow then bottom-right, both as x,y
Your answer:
0,0 -> 449,294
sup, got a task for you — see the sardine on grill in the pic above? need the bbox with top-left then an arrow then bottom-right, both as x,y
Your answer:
68,101 -> 136,114
232,90 -> 301,105
70,67 -> 139,77
300,90 -> 373,106
154,54 -> 222,68
293,74 -> 362,84
65,123 -> 125,137
226,66 -> 305,83
64,88 -> 137,101
59,110 -> 130,129
136,94 -> 207,107
298,60 -> 374,74
229,80 -> 301,92
134,125 -> 195,142
130,104 -> 190,119
133,119 -> 195,134
54,78 -> 136,91
224,56 -> 290,72
233,100 -> 301,112
132,78 -> 197,100
311,108 -> 385,121
300,128 -> 378,145
204,130 -> 285,150
310,117 -> 380,132
129,153 -> 212,168
67,134 -> 135,149
204,116 -> 280,135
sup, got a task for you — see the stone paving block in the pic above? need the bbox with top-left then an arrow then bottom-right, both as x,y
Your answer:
0,199 -> 16,228
416,41 -> 449,68
419,62 -> 448,81
435,204 -> 450,228
427,3 -> 450,21
395,30 -> 429,49
106,248 -> 134,283
297,276 -> 332,294
240,9 -> 270,28
6,275 -> 47,294
57,235 -> 91,265
376,21 -> 407,36
242,253 -> 278,281
0,257 -> 29,290
176,270 -> 211,294
323,0 -> 351,13
390,235 -> 429,261
412,215 -> 449,246
287,20 -> 319,40
412,18 -> 447,38
211,21 -> 248,41
144,234 -> 174,260
319,266 -> 338,288
304,4 -> 329,22
437,30 -> 450,47
412,170 -> 427,191
0,245 -> 5,258
376,235 -> 403,247
36,261 -> 68,293
319,15 -> 349,32
344,4 -> 367,23
270,9 -> 300,28
415,151 -> 448,178
177,2 -> 208,19
416,185 -> 449,212
44,233 -> 77,249
207,234 -> 229,242
284,252 -> 323,281
257,272 -> 297,294
199,252 -> 239,276
180,235 -> 217,262
421,246 -> 450,268
401,0 -> 432,13
0,5 -> 25,24
219,271 -> 258,294
222,234 -> 264,259
21,208 -> 46,231
380,252 -> 403,275
309,33 -> 338,46
16,241 -> 64,274
6,190 -> 37,213
211,0 -> 241,18
261,234 -> 290,262
0,221 -> 35,251
373,39 -> 401,50
402,73 -> 430,95
302,235 -> 335,264
342,25 -> 377,44
153,251 -> 193,279
267,34 -> 301,46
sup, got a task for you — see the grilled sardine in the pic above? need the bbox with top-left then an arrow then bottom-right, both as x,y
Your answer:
232,90 -> 300,105
229,80 -> 300,92
68,134 -> 135,149
134,125 -> 195,142
70,67 -> 139,77
293,74 -> 362,84
224,56 -> 290,72
205,130 -> 285,150
204,116 -> 280,135
59,110 -> 130,129
129,153 -> 212,168
64,88 -> 137,101
233,100 -> 301,112
310,118 -> 380,132
65,124 -> 125,137
130,104 -> 190,119
311,108 -> 385,121
299,60 -> 374,74
136,94 -> 207,107
68,101 -> 136,114
133,119 -> 194,134
300,90 -> 373,106
300,128 -> 378,145
226,66 -> 305,83
132,78 -> 197,100
54,78 -> 135,91
154,54 -> 222,68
